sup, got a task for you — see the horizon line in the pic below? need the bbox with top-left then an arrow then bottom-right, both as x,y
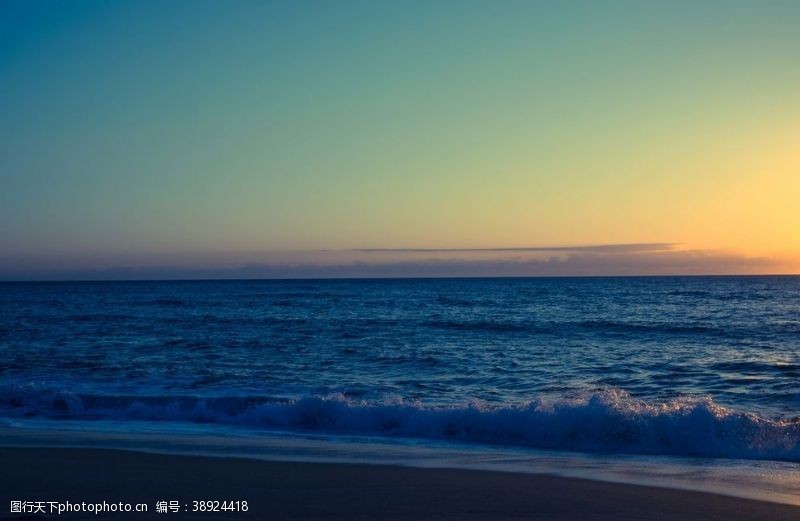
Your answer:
2,272 -> 798,284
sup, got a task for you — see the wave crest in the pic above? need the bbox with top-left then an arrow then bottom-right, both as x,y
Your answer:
2,386 -> 798,462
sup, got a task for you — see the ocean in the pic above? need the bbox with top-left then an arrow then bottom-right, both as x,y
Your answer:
1,277 -> 799,502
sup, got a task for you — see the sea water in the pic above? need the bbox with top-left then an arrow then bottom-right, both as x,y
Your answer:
1,277 -> 799,501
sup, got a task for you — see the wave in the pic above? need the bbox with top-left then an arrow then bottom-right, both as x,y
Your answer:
710,361 -> 800,375
666,290 -> 710,297
2,386 -> 799,462
426,319 -> 714,335
427,319 -> 534,333
152,298 -> 189,306
575,320 -> 713,334
67,314 -> 136,323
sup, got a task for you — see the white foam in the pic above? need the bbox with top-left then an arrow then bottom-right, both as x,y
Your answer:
2,385 -> 799,462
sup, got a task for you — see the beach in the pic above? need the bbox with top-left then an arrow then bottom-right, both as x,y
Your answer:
1,447 -> 798,521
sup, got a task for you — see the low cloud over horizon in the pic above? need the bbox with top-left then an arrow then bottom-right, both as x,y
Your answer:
0,243 -> 794,281
349,243 -> 677,254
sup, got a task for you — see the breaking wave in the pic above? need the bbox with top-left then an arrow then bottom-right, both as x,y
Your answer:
2,385 -> 799,462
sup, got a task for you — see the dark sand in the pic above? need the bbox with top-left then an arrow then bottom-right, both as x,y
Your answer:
0,447 -> 798,520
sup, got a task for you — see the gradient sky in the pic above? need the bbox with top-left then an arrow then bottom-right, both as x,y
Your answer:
1,1 -> 798,279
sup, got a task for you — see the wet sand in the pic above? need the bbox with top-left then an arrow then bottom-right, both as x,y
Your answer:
0,447 -> 798,520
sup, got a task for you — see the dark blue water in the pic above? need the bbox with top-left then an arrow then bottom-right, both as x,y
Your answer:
1,277 -> 799,461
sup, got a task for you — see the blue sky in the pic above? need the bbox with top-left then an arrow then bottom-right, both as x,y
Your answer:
2,1 -> 799,279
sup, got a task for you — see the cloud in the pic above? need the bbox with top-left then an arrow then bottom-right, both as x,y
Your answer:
0,244 -> 792,280
350,243 -> 677,254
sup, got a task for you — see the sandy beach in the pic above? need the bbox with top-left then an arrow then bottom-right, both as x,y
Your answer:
0,447 -> 797,520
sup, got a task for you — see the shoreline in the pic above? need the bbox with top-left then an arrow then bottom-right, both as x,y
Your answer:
2,421 -> 799,507
1,446 -> 799,520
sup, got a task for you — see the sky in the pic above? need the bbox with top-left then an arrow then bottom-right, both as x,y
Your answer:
1,0 -> 798,280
